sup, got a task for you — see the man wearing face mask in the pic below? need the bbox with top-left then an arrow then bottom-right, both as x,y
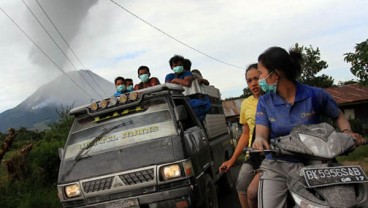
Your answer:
114,76 -> 126,97
125,78 -> 134,92
165,55 -> 193,87
134,66 -> 160,90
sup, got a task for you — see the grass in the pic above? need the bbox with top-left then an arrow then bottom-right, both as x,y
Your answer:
338,145 -> 368,174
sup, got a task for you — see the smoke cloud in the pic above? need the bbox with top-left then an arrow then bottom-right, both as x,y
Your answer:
26,0 -> 98,71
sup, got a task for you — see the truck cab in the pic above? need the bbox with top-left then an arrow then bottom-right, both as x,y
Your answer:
57,82 -> 234,208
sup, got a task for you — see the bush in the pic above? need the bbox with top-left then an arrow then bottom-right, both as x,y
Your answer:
0,179 -> 60,208
0,108 -> 72,207
337,145 -> 368,162
18,188 -> 61,208
28,139 -> 63,186
349,118 -> 365,135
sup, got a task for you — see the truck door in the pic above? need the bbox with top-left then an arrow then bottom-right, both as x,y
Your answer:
173,98 -> 212,176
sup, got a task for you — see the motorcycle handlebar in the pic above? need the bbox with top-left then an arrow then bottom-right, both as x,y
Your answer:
243,147 -> 276,154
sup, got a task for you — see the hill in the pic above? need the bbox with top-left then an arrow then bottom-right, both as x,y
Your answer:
0,70 -> 113,132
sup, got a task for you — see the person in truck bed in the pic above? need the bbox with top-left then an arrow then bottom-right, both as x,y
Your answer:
183,58 -> 210,86
165,55 -> 193,87
125,78 -> 134,92
191,69 -> 210,86
134,66 -> 160,90
114,76 -> 125,96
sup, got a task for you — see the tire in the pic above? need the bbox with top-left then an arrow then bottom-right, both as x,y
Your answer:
203,174 -> 218,208
217,170 -> 234,193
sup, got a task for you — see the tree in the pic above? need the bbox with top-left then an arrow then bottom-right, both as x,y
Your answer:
238,43 -> 333,98
293,43 -> 334,88
241,87 -> 252,98
344,39 -> 368,86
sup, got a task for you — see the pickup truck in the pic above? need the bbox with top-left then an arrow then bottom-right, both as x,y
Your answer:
57,81 -> 234,208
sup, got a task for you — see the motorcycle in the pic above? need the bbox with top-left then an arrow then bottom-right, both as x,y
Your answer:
247,123 -> 368,208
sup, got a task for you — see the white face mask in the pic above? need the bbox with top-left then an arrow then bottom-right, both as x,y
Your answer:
139,74 -> 149,82
173,66 -> 184,73
258,72 -> 277,93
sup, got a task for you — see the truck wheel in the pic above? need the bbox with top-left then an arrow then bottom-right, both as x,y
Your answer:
203,174 -> 218,208
217,170 -> 234,193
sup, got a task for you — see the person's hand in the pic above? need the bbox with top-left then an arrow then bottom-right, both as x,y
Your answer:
343,130 -> 366,146
169,79 -> 177,84
252,137 -> 270,153
219,159 -> 235,174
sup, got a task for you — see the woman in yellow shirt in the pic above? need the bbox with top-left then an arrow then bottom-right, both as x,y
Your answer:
219,63 -> 261,208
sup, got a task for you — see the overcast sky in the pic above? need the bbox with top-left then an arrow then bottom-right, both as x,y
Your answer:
0,0 -> 367,113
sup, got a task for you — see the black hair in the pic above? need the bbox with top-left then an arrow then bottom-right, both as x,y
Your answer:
258,46 -> 303,81
169,55 -> 185,68
114,76 -> 124,85
137,65 -> 150,74
191,69 -> 202,76
137,65 -> 150,78
245,63 -> 258,78
125,78 -> 133,83
183,58 -> 192,71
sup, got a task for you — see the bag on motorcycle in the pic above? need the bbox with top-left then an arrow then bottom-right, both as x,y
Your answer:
271,122 -> 356,159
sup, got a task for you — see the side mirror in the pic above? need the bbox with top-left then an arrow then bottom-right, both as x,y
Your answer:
174,105 -> 188,121
58,148 -> 64,160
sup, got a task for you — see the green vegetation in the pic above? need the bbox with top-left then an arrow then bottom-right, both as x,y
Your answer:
344,38 -> 368,86
0,110 -> 73,208
241,42 -> 334,97
338,145 -> 368,162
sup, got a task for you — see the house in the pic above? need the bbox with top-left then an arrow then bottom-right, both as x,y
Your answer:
325,84 -> 368,130
221,84 -> 368,138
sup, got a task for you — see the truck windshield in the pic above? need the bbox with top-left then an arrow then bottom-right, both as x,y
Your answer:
63,97 -> 176,160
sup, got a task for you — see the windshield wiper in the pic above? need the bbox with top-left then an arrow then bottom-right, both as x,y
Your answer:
74,120 -> 133,161
60,120 -> 133,181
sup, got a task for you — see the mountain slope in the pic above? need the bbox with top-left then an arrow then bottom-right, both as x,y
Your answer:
0,70 -> 114,132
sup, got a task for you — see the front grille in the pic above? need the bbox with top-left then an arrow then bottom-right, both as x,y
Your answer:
119,168 -> 154,185
82,176 -> 114,193
81,167 -> 156,196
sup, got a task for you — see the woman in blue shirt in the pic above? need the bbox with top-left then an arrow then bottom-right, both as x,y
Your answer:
252,46 -> 365,208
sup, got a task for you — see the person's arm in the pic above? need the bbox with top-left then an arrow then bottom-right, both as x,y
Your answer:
252,96 -> 271,152
335,111 -> 365,146
252,124 -> 270,152
171,76 -> 193,87
319,90 -> 365,146
198,77 -> 210,85
219,123 -> 250,173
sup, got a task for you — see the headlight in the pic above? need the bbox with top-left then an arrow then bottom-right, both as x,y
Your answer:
119,94 -> 128,103
109,97 -> 118,106
161,164 -> 182,180
99,99 -> 108,109
128,91 -> 138,101
90,102 -> 98,111
64,184 -> 81,198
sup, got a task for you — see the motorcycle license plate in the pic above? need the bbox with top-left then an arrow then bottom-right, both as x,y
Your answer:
106,198 -> 139,208
303,166 -> 368,188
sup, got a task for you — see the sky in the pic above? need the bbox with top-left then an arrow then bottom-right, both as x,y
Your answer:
0,0 -> 367,113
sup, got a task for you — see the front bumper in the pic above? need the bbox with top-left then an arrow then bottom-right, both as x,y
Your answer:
61,184 -> 194,208
85,186 -> 193,208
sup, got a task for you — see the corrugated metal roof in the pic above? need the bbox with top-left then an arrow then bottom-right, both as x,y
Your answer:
221,84 -> 368,117
325,84 -> 368,105
222,98 -> 244,117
